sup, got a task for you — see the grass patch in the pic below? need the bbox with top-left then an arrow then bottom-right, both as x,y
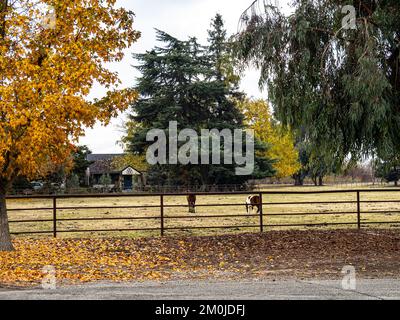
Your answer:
6,185 -> 400,238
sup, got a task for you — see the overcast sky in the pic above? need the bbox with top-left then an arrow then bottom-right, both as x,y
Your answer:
78,0 -> 269,154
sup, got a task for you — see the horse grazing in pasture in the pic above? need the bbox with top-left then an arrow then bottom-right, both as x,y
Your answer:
246,195 -> 261,214
187,194 -> 196,213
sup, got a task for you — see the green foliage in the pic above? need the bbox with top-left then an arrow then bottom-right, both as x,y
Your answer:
234,0 -> 400,162
375,156 -> 400,185
71,146 -> 92,186
99,174 -> 112,186
11,176 -> 31,192
126,15 -> 274,186
307,153 -> 335,186
208,14 -> 241,87
292,142 -> 311,186
66,174 -> 80,189
292,139 -> 336,186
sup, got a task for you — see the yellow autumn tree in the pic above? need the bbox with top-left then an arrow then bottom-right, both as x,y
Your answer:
0,0 -> 140,251
111,154 -> 149,173
239,99 -> 300,179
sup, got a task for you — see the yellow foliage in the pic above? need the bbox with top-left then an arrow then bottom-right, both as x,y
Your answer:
239,99 -> 300,179
0,0 -> 140,185
111,154 -> 149,173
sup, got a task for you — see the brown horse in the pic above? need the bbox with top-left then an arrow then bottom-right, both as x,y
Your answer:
246,195 -> 261,214
187,194 -> 196,213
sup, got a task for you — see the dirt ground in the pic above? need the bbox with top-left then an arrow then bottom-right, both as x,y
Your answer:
158,229 -> 400,280
1,229 -> 399,287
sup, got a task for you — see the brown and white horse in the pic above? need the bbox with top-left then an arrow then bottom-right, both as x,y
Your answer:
187,194 -> 196,213
246,195 -> 261,214
186,194 -> 260,214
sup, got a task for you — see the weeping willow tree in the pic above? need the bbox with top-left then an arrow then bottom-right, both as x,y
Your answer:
234,0 -> 400,164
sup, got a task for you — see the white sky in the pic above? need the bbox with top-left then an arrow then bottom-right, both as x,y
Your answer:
78,0 -> 270,153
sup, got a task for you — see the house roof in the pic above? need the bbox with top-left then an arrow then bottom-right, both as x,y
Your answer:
88,154 -> 144,175
89,159 -> 118,175
87,154 -> 125,162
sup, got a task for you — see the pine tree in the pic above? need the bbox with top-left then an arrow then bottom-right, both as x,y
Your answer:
205,15 -> 274,184
128,30 -> 212,186
205,15 -> 245,129
126,17 -> 274,187
203,14 -> 268,185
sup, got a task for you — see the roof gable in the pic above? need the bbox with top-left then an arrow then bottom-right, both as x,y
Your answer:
122,166 -> 141,176
88,156 -> 143,175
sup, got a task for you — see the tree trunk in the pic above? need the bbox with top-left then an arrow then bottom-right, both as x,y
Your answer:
0,190 -> 14,251
294,175 -> 303,186
318,176 -> 324,186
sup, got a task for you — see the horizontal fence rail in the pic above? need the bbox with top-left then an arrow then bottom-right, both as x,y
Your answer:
6,189 -> 400,237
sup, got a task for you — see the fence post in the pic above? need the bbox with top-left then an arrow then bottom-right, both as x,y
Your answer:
259,193 -> 264,233
356,191 -> 361,230
52,196 -> 57,238
160,195 -> 164,237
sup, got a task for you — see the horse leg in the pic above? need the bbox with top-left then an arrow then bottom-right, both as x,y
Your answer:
246,196 -> 252,214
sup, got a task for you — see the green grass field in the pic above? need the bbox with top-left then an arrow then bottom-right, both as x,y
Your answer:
7,185 -> 400,238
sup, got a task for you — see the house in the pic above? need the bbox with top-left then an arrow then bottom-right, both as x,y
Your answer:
86,154 -> 146,191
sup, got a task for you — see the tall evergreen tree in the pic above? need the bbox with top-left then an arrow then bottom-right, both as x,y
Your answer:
126,17 -> 274,187
204,14 -> 266,184
128,30 -> 212,186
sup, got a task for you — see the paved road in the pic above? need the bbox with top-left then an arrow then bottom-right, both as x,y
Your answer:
1,279 -> 400,300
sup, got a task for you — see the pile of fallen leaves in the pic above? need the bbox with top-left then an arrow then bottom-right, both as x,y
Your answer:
1,229 -> 399,287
